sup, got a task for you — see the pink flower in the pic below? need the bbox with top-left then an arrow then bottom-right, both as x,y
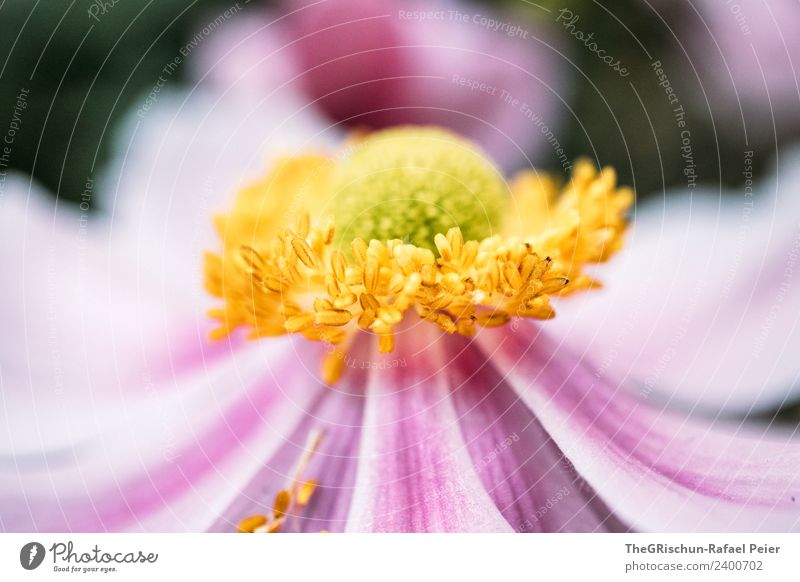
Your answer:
2,1 -> 800,534
194,0 -> 567,169
1,73 -> 799,532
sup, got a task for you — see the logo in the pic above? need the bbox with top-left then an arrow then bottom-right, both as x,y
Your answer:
20,542 -> 46,570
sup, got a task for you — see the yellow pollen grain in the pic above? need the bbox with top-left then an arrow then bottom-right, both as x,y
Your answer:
237,431 -> 324,533
237,514 -> 267,533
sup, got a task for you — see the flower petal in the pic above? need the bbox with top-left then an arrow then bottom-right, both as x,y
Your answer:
0,176 -> 171,408
345,326 -> 512,532
0,340 -> 325,532
548,152 -> 800,415
103,86 -> 339,292
0,174 -> 242,432
210,339 -> 371,533
446,336 -> 627,532
477,325 -> 800,532
199,0 -> 568,169
685,0 -> 800,137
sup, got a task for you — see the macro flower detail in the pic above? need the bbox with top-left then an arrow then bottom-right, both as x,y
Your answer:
237,431 -> 323,533
330,127 -> 506,247
204,127 -> 633,384
4,0 -> 800,542
3,118 -> 800,533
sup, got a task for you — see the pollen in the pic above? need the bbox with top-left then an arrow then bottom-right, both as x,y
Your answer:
205,126 -> 633,384
238,431 -> 323,533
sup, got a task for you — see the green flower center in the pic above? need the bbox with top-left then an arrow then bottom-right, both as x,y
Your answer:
330,127 -> 507,250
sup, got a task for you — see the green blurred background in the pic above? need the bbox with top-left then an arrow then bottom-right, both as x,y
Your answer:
0,0 -> 233,205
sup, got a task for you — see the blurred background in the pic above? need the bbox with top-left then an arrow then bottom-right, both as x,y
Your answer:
3,0 -> 798,205
1,0 -> 798,419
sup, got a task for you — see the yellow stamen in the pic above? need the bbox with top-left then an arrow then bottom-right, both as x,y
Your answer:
237,431 -> 324,534
236,514 -> 267,534
296,480 -> 318,506
206,128 -> 633,383
321,348 -> 346,385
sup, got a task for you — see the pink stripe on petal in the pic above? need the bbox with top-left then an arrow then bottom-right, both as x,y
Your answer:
210,338 -> 370,533
345,326 -> 512,532
445,336 -> 627,532
1,342 -> 325,532
477,324 -> 800,532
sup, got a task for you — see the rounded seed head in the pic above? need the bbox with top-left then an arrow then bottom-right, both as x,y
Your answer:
330,127 -> 507,250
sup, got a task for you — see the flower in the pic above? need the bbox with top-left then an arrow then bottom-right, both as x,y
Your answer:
194,0 -> 568,169
3,110 -> 800,532
203,126 -> 630,386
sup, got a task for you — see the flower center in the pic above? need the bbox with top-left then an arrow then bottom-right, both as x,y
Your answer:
205,126 -> 634,385
330,127 -> 507,250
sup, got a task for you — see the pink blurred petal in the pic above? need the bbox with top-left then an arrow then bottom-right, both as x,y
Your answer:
0,340 -> 326,532
277,0 -> 411,125
0,177 -> 171,412
477,325 -> 800,532
210,338 -> 372,533
0,175 -> 243,444
0,77 -> 340,533
193,11 -> 300,96
689,0 -> 800,135
393,3 -> 566,168
198,0 -> 568,168
446,336 -> 627,532
345,326 -> 512,532
548,149 -> 800,415
104,88 -> 339,292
